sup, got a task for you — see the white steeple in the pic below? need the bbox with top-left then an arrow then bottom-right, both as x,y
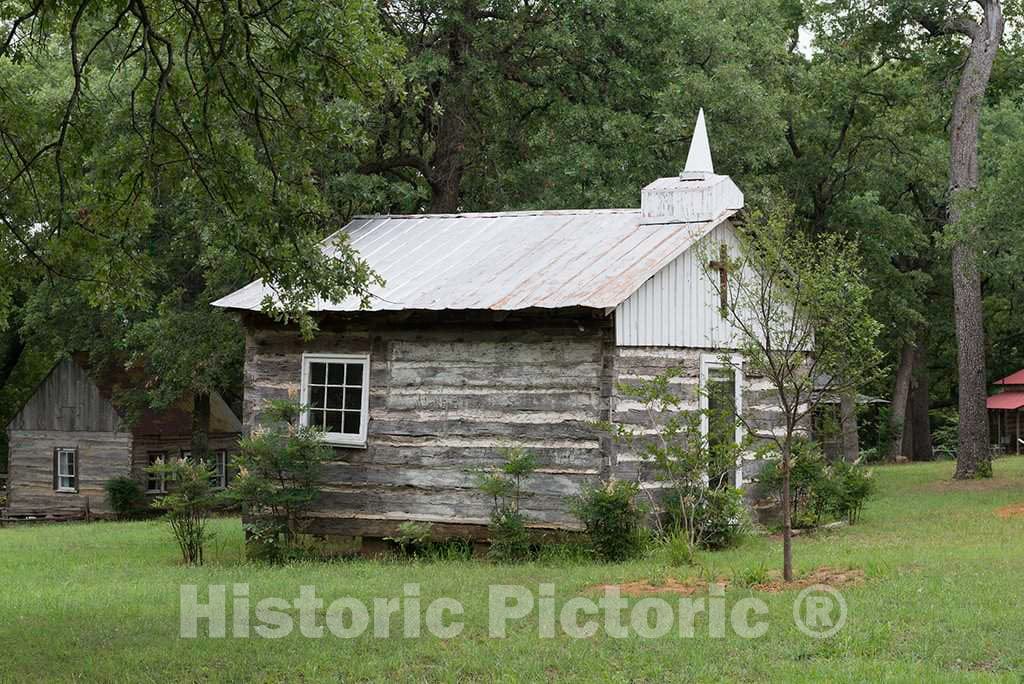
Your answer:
640,108 -> 743,224
682,108 -> 714,177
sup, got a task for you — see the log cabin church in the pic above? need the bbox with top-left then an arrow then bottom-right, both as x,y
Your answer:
213,111 -> 785,540
4,355 -> 242,519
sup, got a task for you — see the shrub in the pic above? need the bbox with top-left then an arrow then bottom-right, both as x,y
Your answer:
930,408 -> 959,460
475,446 -> 538,563
148,458 -> 219,565
385,521 -> 434,557
598,368 -> 750,558
243,518 -> 286,563
225,398 -> 332,562
693,486 -> 749,549
829,460 -> 875,524
757,449 -> 875,526
487,509 -> 531,563
756,438 -> 827,526
858,447 -> 883,464
572,480 -> 646,562
663,484 -> 748,549
104,476 -> 146,519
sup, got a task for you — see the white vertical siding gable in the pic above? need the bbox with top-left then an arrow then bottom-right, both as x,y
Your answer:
615,221 -> 745,348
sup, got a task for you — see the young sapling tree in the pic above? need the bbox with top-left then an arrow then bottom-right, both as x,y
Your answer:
702,202 -> 882,580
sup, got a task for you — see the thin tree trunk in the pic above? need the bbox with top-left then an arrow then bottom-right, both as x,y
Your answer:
945,2 -> 1003,479
840,389 -> 859,463
909,342 -> 933,461
888,341 -> 915,462
781,438 -> 793,582
191,392 -> 210,462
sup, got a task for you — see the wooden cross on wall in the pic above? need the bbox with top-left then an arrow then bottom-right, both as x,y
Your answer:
708,244 -> 729,318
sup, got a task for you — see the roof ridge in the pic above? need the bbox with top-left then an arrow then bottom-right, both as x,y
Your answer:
350,208 -> 641,220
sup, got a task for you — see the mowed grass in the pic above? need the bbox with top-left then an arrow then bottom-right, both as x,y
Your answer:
2,458 -> 1024,683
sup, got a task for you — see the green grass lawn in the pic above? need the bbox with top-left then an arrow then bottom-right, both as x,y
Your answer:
2,458 -> 1023,683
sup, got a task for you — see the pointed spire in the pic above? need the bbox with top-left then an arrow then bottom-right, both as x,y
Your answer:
682,108 -> 714,176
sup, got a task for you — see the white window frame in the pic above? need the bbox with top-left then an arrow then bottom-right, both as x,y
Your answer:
56,448 -> 77,492
300,353 -> 370,447
210,450 -> 227,489
700,354 -> 745,488
179,449 -> 227,489
146,451 -> 167,494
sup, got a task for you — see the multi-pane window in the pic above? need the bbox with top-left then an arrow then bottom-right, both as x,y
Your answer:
147,451 -> 167,493
702,360 -> 743,488
56,448 -> 77,492
301,354 -> 369,445
180,449 -> 227,488
210,450 -> 227,488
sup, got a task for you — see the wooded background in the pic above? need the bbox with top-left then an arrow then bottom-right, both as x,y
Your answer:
2,0 -> 1023,470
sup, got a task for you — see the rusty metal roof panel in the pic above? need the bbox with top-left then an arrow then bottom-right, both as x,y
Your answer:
212,209 -> 736,313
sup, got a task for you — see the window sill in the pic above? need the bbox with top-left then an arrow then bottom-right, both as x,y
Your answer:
322,436 -> 368,449
56,488 -> 77,494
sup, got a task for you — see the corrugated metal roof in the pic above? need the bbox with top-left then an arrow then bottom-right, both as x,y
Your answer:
213,208 -> 736,313
995,369 -> 1024,386
987,392 -> 1024,410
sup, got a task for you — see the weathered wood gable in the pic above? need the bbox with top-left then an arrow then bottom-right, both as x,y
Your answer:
7,357 -> 121,433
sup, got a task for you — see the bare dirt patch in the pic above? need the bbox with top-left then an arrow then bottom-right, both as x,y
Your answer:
751,566 -> 865,593
589,566 -> 864,597
995,503 -> 1024,519
588,577 -> 727,597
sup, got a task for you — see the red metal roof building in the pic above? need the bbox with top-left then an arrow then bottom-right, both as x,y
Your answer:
988,370 -> 1024,454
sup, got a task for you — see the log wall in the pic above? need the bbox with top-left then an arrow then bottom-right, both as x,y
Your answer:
241,309 -> 793,540
242,310 -> 613,537
129,433 -> 241,488
5,429 -> 131,516
610,346 -> 784,489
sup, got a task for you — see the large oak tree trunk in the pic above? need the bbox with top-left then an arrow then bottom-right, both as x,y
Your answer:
947,2 -> 1003,479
